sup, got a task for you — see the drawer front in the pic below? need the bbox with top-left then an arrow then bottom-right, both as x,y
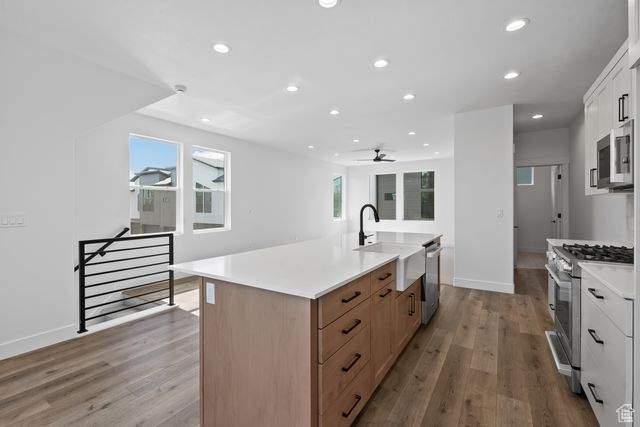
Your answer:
581,344 -> 632,427
320,361 -> 372,427
319,299 -> 371,363
319,324 -> 371,414
370,261 -> 396,293
319,274 -> 371,328
582,271 -> 633,336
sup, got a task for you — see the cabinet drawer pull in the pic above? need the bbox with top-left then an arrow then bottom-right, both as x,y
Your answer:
587,288 -> 604,300
341,394 -> 362,418
342,319 -> 362,335
342,291 -> 361,303
341,353 -> 362,372
587,382 -> 604,404
587,328 -> 604,344
379,288 -> 392,298
619,96 -> 624,122
549,303 -> 555,311
411,293 -> 416,315
378,272 -> 392,281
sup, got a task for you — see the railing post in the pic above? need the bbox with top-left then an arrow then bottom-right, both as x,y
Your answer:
168,233 -> 175,306
78,241 -> 88,333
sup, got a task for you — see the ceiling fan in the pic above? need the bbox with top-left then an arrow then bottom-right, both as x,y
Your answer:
357,149 -> 396,162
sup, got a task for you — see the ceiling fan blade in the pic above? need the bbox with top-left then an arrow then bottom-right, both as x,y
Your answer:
378,153 -> 386,159
379,159 -> 396,162
356,159 -> 372,161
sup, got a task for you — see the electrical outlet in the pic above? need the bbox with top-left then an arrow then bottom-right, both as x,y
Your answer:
496,208 -> 504,218
206,282 -> 216,304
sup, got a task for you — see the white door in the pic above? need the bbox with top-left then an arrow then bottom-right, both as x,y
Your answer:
549,165 -> 563,238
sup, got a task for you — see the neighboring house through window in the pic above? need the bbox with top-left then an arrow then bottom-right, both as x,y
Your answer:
404,171 -> 435,220
129,134 -> 180,235
192,147 -> 229,231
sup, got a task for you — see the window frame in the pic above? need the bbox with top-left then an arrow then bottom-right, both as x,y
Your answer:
402,170 -> 435,222
332,173 -> 345,221
128,133 -> 183,236
516,166 -> 535,186
191,145 -> 231,234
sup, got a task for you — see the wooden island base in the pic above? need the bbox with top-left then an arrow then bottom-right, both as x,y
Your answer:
199,259 -> 424,427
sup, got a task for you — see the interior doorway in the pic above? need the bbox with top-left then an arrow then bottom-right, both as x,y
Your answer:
514,164 -> 565,269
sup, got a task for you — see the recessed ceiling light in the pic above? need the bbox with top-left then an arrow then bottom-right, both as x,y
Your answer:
423,143 -> 430,146
334,153 -> 340,157
286,85 -> 299,92
318,0 -> 339,8
200,118 -> 211,123
408,131 -> 416,136
374,59 -> 390,68
435,151 -> 440,155
403,93 -> 416,100
532,114 -> 544,119
329,109 -> 340,116
173,85 -> 187,93
353,139 -> 360,143
506,18 -> 529,32
308,145 -> 315,149
504,71 -> 520,80
213,43 -> 231,54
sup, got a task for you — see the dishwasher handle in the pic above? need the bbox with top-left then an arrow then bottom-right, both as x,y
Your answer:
426,246 -> 442,258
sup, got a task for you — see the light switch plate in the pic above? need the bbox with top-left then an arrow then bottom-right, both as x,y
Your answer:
205,282 -> 216,304
0,214 -> 26,228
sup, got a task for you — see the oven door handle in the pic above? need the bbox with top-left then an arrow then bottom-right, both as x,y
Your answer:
545,264 -> 572,289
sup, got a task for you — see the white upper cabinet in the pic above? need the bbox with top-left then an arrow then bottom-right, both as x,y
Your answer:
629,0 -> 640,68
583,43 -> 631,196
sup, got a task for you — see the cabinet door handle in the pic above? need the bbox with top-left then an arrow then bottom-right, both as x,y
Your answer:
622,93 -> 629,120
341,394 -> 362,418
589,168 -> 597,188
341,319 -> 361,335
342,291 -> 361,303
341,353 -> 362,372
378,272 -> 392,281
619,96 -> 623,122
587,328 -> 604,344
379,288 -> 392,298
587,383 -> 604,404
587,288 -> 604,300
549,303 -> 555,311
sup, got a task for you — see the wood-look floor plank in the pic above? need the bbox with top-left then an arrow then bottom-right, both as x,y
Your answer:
496,394 -> 533,427
470,309 -> 499,375
458,368 -> 497,427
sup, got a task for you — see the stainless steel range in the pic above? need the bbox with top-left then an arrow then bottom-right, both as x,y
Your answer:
545,243 -> 633,393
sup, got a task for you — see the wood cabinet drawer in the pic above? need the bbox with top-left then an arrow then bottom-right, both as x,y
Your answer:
370,261 -> 396,293
319,361 -> 372,427
319,274 -> 371,328
582,271 -> 633,336
319,324 -> 371,414
319,299 -> 371,363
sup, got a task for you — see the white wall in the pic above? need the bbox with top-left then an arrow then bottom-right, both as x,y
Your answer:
454,105 -> 514,293
76,113 -> 348,267
516,166 -> 553,252
514,128 -> 570,166
0,31 -> 172,359
346,159 -> 455,284
569,112 -> 634,244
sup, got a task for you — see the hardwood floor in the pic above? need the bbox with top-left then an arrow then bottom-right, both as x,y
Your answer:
516,251 -> 547,269
0,269 -> 596,426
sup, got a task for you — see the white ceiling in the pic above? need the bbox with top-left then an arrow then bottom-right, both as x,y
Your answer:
0,0 -> 627,164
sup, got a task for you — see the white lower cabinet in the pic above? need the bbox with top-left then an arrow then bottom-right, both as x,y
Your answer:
581,271 -> 634,426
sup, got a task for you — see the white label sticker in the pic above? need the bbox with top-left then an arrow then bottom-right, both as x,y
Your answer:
206,282 -> 216,304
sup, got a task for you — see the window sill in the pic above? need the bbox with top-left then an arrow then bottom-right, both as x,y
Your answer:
130,230 -> 183,237
333,217 -> 346,222
193,227 -> 231,235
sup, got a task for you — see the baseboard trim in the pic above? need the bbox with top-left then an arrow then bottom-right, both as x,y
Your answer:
0,323 -> 76,361
453,277 -> 514,294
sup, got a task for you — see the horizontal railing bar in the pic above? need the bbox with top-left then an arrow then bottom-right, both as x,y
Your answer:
86,278 -> 171,299
85,271 -> 169,288
86,252 -> 170,267
85,287 -> 169,310
84,261 -> 169,277
80,233 -> 173,245
85,297 -> 167,321
84,243 -> 169,256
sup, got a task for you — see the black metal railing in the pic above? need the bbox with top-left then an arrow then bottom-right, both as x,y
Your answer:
77,233 -> 174,333
74,227 -> 130,272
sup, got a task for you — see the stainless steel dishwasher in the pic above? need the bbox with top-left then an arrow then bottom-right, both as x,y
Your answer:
422,241 -> 442,324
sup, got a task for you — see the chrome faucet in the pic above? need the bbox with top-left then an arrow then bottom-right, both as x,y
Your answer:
359,204 -> 380,246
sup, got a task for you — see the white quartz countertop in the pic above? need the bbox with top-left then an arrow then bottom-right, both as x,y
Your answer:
578,262 -> 635,300
169,232 -> 441,299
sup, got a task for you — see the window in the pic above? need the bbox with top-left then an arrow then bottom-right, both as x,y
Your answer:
129,135 -> 179,235
517,167 -> 534,186
192,147 -> 228,231
404,171 -> 435,220
372,174 -> 396,220
333,175 -> 344,220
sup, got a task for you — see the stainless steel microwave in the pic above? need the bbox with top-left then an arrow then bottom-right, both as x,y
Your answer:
596,119 -> 633,190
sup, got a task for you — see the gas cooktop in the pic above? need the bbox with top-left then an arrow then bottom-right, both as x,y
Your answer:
562,244 -> 634,264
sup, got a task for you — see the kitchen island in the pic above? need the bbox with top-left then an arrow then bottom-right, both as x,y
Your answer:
170,231 -> 441,427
